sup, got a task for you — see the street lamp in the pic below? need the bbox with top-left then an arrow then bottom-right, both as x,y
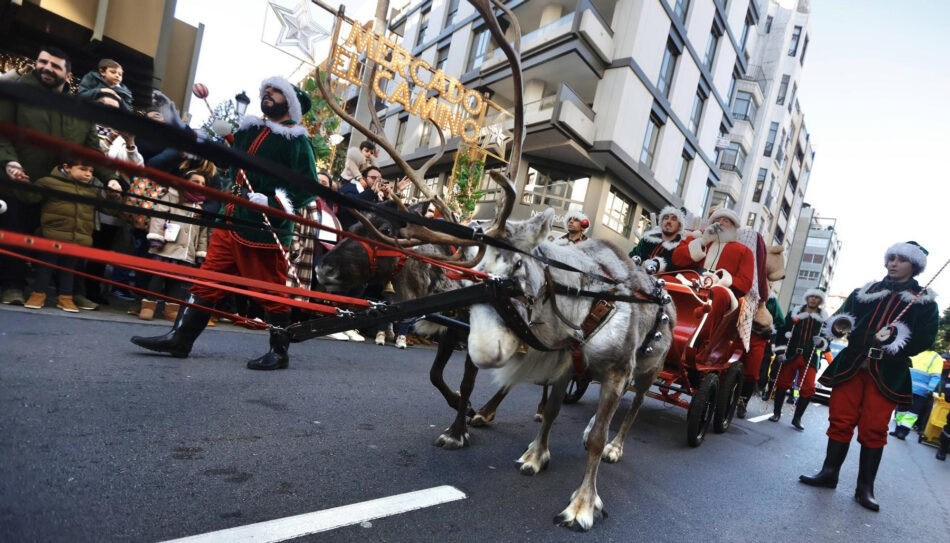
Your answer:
234,91 -> 250,118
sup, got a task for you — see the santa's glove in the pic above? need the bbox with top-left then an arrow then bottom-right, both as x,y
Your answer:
874,326 -> 896,345
149,240 -> 164,249
700,223 -> 721,244
196,257 -> 205,266
248,192 -> 268,206
813,336 -> 829,351
643,258 -> 660,275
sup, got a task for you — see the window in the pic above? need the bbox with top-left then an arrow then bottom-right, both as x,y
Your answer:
765,15 -> 773,33
780,199 -> 791,220
394,117 -> 407,150
727,65 -> 740,105
746,212 -> 756,227
794,144 -> 805,164
753,168 -> 767,201
789,25 -> 803,56
776,74 -> 790,105
466,28 -> 491,71
803,253 -> 825,264
714,120 -> 728,163
657,40 -> 679,98
602,187 -> 635,236
764,174 -> 776,207
739,12 -> 753,52
419,119 -> 432,147
436,43 -> 450,71
673,151 -> 691,197
720,142 -> 746,174
800,35 -> 810,65
732,91 -> 757,123
710,191 -> 734,211
774,225 -> 785,244
787,83 -> 797,113
673,0 -> 690,23
444,0 -> 460,27
703,27 -> 720,71
521,166 -> 590,213
788,170 -> 799,192
416,6 -> 430,47
640,115 -> 663,169
688,89 -> 706,134
764,122 -> 779,156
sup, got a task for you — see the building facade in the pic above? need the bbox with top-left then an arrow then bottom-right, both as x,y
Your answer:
779,204 -> 841,311
362,0 -> 770,248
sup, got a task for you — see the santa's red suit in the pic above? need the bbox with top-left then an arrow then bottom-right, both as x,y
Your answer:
672,226 -> 754,342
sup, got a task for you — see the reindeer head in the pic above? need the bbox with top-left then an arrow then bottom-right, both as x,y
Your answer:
468,209 -> 554,368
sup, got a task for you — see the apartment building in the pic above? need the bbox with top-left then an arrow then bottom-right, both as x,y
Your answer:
365,0 -> 763,247
779,204 -> 841,311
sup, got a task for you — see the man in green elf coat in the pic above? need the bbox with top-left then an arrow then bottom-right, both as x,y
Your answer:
799,241 -> 939,512
132,76 -> 319,370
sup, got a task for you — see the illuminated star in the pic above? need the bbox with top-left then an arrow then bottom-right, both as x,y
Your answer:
480,121 -> 511,159
269,0 -> 330,60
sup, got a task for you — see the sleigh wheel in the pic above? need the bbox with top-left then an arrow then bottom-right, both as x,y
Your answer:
713,362 -> 743,434
687,373 -> 718,447
563,375 -> 591,405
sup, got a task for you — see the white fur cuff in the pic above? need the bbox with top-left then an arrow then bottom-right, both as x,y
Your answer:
882,320 -> 912,355
274,188 -> 294,215
146,233 -> 165,242
688,237 -> 706,262
822,313 -> 855,338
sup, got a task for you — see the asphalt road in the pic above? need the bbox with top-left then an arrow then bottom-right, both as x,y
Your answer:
1,306 -> 947,542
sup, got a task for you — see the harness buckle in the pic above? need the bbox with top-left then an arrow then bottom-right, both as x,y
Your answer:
867,347 -> 883,360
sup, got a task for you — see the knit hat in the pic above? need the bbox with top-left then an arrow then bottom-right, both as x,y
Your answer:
709,207 -> 740,228
884,241 -> 928,275
564,210 -> 590,231
657,205 -> 686,232
803,287 -> 826,304
259,76 -> 312,123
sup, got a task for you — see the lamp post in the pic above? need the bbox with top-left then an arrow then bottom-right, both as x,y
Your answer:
234,91 -> 250,118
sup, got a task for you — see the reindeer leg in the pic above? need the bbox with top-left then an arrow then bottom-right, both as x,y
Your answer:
435,355 -> 479,449
534,385 -> 548,422
429,331 -> 474,416
471,386 -> 509,427
555,369 -> 626,531
518,372 -> 569,476
601,366 -> 659,463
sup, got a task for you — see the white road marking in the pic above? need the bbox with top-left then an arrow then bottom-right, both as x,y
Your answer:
747,414 -> 773,423
161,485 -> 467,543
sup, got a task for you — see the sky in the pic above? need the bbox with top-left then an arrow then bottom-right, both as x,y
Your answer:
175,0 -> 950,311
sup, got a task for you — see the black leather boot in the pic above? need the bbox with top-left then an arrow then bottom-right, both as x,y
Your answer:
888,425 -> 910,440
854,446 -> 883,511
937,431 -> 949,461
736,380 -> 755,419
130,295 -> 212,358
247,312 -> 291,370
800,438 -> 850,488
769,389 -> 785,422
791,397 -> 810,431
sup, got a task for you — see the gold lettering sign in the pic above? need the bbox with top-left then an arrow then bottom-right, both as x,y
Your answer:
331,18 -> 502,144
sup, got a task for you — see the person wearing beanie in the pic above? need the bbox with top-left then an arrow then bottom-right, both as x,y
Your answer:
629,205 -> 685,273
555,209 -> 590,245
671,207 -> 755,343
768,288 -> 828,429
800,241 -> 939,512
132,76 -> 320,371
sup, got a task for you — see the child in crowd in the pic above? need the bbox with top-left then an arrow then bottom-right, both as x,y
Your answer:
78,59 -> 133,110
17,159 -> 120,311
137,171 -> 210,321
342,140 -> 377,182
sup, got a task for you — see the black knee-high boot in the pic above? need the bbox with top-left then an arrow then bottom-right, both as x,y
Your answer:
854,446 -> 883,511
791,397 -> 810,431
799,438 -> 850,488
130,295 -> 212,358
247,311 -> 291,370
937,431 -> 949,461
769,389 -> 785,422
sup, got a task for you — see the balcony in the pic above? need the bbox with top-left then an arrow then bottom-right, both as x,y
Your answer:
740,65 -> 768,98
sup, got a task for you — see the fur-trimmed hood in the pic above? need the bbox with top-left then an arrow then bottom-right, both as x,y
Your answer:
259,76 -> 308,123
238,115 -> 310,139
640,227 -> 682,250
853,280 -> 937,305
792,306 -> 827,322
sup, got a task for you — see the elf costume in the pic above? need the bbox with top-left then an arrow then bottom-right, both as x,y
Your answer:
132,76 -> 319,371
800,241 -> 939,512
629,205 -> 684,273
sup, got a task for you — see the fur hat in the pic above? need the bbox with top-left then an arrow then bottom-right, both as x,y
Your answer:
708,208 -> 740,228
884,241 -> 928,275
803,287 -> 826,304
259,76 -> 311,124
657,205 -> 686,232
564,209 -> 590,231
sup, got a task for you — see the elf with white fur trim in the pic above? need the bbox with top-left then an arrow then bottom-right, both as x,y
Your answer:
800,241 -> 939,512
629,205 -> 685,272
769,291 -> 828,429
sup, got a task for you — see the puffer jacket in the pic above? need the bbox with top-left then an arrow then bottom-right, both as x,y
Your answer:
17,167 -> 109,246
147,188 -> 209,265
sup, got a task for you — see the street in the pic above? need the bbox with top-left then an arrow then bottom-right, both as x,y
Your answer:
1,306 -> 947,542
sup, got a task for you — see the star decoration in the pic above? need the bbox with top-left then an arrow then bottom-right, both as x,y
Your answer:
479,117 -> 512,161
269,0 -> 330,61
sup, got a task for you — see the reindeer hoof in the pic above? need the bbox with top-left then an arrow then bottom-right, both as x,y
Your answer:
516,448 -> 550,475
533,413 -> 543,422
470,412 -> 495,427
434,430 -> 469,449
601,443 -> 623,463
553,498 -> 606,531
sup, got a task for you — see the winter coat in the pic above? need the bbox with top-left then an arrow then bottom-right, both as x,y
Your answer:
777,306 -> 828,369
0,72 -> 101,200
147,188 -> 209,265
819,279 -> 939,405
629,228 -> 681,271
17,167 -> 114,246
909,351 -> 944,397
672,233 -> 755,298
77,71 -> 133,110
342,146 -> 375,182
